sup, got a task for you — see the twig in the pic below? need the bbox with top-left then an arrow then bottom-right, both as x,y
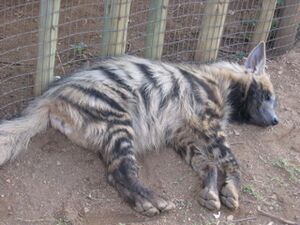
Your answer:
16,217 -> 55,223
0,61 -> 34,67
243,199 -> 257,204
56,51 -> 66,75
257,208 -> 299,225
230,142 -> 244,146
231,216 -> 257,223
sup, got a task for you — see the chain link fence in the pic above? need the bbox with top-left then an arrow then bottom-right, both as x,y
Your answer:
1,0 -> 300,119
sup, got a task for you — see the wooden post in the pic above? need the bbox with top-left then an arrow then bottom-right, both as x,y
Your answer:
145,0 -> 169,60
101,0 -> 132,57
273,0 -> 300,54
35,0 -> 61,96
195,0 -> 229,63
251,0 -> 277,47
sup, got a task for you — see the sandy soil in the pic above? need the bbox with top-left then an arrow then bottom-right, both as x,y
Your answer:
0,42 -> 300,225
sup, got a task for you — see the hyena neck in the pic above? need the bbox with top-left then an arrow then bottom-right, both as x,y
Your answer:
227,79 -> 251,122
204,62 -> 253,122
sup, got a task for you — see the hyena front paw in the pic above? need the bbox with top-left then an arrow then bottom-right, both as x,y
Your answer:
198,186 -> 221,210
220,181 -> 239,209
133,193 -> 175,217
110,175 -> 175,217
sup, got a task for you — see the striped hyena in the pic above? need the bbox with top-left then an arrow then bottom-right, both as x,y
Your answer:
0,42 -> 278,216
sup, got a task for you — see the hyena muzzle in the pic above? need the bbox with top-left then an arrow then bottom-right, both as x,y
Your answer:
0,42 -> 278,216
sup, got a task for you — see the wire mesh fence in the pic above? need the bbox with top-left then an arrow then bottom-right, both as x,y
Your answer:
0,0 -> 300,119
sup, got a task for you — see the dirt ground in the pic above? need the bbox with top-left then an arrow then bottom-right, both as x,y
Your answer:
0,41 -> 299,225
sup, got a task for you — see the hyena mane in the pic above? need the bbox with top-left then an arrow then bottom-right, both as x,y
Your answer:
0,42 -> 278,216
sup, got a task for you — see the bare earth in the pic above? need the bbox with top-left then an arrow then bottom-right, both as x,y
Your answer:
0,43 -> 300,225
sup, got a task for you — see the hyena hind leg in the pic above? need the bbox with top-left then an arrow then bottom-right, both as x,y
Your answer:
105,126 -> 175,216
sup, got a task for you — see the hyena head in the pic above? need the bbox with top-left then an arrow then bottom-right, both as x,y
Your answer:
242,42 -> 278,127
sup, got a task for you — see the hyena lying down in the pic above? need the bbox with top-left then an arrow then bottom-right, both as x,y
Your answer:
0,42 -> 278,216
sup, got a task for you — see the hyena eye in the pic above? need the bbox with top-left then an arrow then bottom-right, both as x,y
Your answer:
265,94 -> 271,101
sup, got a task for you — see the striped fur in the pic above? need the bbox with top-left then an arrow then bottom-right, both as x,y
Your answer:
0,43 -> 277,216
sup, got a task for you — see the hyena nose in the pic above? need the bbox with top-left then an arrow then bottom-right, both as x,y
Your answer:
272,116 -> 279,126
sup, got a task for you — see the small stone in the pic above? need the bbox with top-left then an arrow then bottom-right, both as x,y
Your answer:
228,10 -> 235,15
270,194 -> 277,200
267,222 -> 274,225
278,70 -> 283,75
88,193 -> 92,199
233,130 -> 240,136
227,215 -> 234,221
56,161 -> 61,166
6,179 -> 11,183
0,194 -> 4,198
83,207 -> 89,213
213,211 -> 221,219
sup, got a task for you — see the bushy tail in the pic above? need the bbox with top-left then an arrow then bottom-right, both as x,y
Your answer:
0,97 -> 50,165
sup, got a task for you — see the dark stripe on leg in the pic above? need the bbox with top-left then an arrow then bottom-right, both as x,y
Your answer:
106,128 -> 133,146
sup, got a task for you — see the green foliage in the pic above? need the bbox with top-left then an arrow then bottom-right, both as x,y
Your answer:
53,218 -> 72,225
236,51 -> 246,60
242,184 -> 260,199
277,0 -> 284,6
241,19 -> 257,28
272,158 -> 300,183
71,42 -> 88,57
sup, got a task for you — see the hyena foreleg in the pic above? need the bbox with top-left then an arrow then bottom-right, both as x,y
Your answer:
173,126 -> 240,210
49,98 -> 174,216
104,122 -> 175,216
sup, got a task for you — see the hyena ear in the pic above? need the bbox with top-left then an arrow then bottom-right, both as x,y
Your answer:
244,41 -> 266,75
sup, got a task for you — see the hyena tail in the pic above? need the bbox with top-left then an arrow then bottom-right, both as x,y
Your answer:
0,97 -> 50,166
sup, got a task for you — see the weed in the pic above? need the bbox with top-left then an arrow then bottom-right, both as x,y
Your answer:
241,19 -> 257,27
53,218 -> 72,225
277,0 -> 284,6
272,158 -> 300,183
71,42 -> 88,58
270,176 -> 284,185
242,184 -> 260,199
236,51 -> 246,60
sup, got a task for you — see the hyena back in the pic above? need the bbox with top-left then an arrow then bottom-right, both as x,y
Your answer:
0,42 -> 278,216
